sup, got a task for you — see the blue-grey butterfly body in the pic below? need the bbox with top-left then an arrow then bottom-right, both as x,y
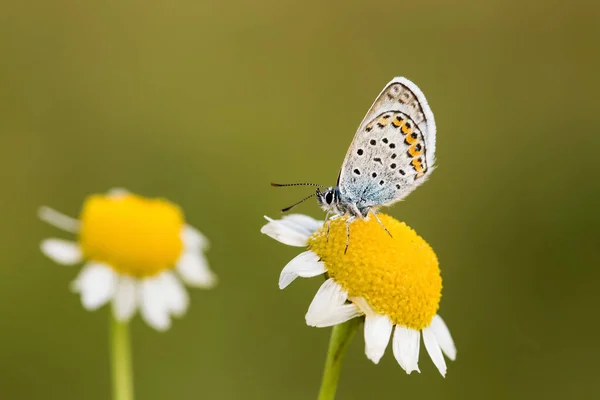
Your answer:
316,77 -> 437,219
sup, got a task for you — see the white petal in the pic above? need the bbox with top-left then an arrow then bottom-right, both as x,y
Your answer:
393,326 -> 421,374
279,251 -> 326,289
38,206 -> 80,233
306,279 -> 361,327
139,277 -> 171,331
349,296 -> 374,316
279,214 -> 324,232
160,272 -> 189,317
430,315 -> 456,361
182,225 -> 209,251
72,263 -> 117,311
40,239 -> 82,265
112,276 -> 137,322
106,187 -> 130,198
261,214 -> 323,247
423,326 -> 447,377
363,314 -> 393,364
176,251 -> 217,288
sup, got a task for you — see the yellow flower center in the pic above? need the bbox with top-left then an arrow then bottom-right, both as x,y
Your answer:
308,214 -> 441,330
78,193 -> 185,277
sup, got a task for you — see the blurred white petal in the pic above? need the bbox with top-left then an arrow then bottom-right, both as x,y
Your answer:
176,252 -> 217,288
40,239 -> 82,265
160,272 -> 189,317
72,263 -> 117,311
38,206 -> 80,233
106,188 -> 130,198
139,277 -> 171,331
112,276 -> 137,322
182,225 -> 209,251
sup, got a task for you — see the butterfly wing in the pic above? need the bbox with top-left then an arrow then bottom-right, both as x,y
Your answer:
337,77 -> 437,209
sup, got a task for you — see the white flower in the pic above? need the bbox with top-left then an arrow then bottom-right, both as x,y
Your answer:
39,189 -> 217,331
261,213 -> 456,376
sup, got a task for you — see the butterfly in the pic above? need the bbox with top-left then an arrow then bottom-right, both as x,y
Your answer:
274,77 -> 436,248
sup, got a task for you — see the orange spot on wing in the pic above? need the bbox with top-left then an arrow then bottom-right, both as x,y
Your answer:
407,143 -> 424,157
377,115 -> 391,127
411,158 -> 425,173
404,131 -> 418,145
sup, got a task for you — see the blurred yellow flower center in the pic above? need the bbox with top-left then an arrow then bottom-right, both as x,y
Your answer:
78,194 -> 184,277
308,214 -> 441,330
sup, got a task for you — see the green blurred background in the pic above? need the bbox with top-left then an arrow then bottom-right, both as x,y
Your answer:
1,0 -> 599,399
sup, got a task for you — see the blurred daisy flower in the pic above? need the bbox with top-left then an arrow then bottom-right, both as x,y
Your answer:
261,213 -> 456,376
39,189 -> 217,331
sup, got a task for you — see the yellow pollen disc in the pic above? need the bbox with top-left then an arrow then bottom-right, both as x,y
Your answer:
308,214 -> 441,330
78,194 -> 185,277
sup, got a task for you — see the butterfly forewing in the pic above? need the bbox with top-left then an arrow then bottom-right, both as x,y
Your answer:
338,77 -> 437,208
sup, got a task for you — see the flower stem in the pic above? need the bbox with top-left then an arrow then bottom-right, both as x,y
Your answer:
110,316 -> 134,400
317,318 -> 360,400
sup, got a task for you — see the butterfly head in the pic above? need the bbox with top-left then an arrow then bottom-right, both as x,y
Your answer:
316,186 -> 341,213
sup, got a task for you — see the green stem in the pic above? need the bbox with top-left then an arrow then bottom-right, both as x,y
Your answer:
317,318 -> 361,400
110,316 -> 134,400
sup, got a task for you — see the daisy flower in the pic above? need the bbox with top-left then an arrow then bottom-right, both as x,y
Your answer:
261,213 -> 456,376
39,189 -> 217,331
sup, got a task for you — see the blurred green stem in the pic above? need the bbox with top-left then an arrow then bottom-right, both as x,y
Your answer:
110,316 -> 134,400
317,318 -> 360,400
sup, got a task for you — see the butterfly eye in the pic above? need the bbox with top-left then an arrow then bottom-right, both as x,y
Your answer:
325,192 -> 334,204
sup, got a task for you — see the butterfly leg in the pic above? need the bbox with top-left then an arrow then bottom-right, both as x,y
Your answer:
369,209 -> 393,239
344,216 -> 356,254
326,213 -> 341,242
324,211 -> 331,242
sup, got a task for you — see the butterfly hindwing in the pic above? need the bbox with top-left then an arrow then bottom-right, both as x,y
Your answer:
338,77 -> 436,208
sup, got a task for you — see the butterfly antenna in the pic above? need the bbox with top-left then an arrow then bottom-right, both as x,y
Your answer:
271,182 -> 327,188
281,193 -> 316,213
